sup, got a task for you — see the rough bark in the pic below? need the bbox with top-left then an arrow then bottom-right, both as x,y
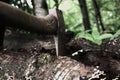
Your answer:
0,1 -> 57,34
0,50 -> 120,80
78,0 -> 91,30
3,33 -> 56,52
0,52 -> 100,80
92,0 -> 105,32
3,31 -> 75,54
34,56 -> 94,80
1,34 -> 120,80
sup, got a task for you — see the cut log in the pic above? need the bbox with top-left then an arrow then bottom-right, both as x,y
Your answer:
0,52 -> 94,80
0,47 -> 120,79
0,1 -> 58,34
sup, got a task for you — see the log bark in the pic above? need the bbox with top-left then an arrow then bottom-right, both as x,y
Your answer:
0,51 -> 120,80
0,1 -> 58,34
0,52 -> 94,80
1,36 -> 120,80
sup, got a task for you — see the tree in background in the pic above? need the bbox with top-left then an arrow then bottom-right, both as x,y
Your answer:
92,0 -> 105,32
78,0 -> 91,30
1,0 -> 120,45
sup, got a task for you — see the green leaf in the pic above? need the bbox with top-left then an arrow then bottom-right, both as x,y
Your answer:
92,28 -> 100,39
94,39 -> 102,45
99,34 -> 113,40
75,32 -> 85,38
111,30 -> 120,40
84,33 -> 94,42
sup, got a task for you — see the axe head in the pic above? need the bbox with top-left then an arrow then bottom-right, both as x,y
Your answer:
49,8 -> 66,56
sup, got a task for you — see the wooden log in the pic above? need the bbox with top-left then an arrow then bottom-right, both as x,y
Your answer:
1,41 -> 120,79
0,1 -> 58,34
0,52 -> 94,80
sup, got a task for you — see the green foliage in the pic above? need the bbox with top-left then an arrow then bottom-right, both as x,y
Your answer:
110,30 -> 120,40
58,0 -> 120,45
10,0 -> 33,14
47,0 -> 120,34
76,27 -> 113,45
47,0 -> 82,32
9,0 -> 120,45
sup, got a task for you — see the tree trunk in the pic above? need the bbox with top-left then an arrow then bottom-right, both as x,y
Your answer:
0,1 -> 57,34
78,0 -> 91,30
92,0 -> 105,32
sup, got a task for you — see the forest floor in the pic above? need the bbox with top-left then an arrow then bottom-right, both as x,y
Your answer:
0,32 -> 120,80
67,36 -> 120,79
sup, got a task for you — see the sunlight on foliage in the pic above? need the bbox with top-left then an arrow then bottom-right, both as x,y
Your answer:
10,0 -> 33,14
47,0 -> 83,32
76,27 -> 113,45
